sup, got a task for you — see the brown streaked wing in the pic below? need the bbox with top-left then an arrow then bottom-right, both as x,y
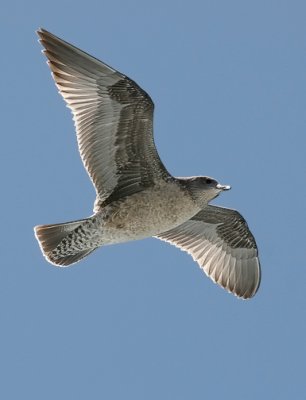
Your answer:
37,28 -> 170,208
155,205 -> 261,299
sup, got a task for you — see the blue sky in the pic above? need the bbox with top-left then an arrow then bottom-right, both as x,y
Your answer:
1,0 -> 306,398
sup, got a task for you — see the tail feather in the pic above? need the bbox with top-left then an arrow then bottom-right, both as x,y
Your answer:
35,220 -> 84,253
45,248 -> 96,267
34,218 -> 97,267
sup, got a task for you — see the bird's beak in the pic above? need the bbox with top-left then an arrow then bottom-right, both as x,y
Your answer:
216,184 -> 231,191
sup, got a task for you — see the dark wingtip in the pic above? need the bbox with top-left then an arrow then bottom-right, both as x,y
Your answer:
36,28 -> 47,46
36,28 -> 55,42
36,27 -> 45,37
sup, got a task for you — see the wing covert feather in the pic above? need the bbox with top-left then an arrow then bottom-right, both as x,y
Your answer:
37,29 -> 170,208
156,205 -> 261,299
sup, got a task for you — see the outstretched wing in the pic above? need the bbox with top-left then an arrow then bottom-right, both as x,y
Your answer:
37,29 -> 170,208
156,205 -> 261,299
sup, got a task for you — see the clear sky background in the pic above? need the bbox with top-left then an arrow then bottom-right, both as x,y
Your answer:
1,1 -> 306,399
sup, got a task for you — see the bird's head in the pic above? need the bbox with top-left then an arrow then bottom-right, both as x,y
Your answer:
179,176 -> 231,208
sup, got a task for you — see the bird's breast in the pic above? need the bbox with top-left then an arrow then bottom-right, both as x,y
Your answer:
98,182 -> 200,244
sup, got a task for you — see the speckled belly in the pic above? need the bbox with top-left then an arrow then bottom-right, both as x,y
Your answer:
96,183 -> 199,245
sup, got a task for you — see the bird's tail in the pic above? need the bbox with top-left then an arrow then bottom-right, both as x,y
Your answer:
34,218 -> 97,267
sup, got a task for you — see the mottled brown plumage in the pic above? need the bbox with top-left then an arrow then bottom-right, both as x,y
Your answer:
34,29 -> 261,299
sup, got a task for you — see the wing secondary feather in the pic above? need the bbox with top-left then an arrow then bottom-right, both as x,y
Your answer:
156,205 -> 261,299
37,29 -> 170,209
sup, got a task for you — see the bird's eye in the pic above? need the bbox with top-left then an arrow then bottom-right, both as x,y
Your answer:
206,178 -> 212,184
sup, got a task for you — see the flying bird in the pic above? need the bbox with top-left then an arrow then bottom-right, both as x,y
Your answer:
34,28 -> 261,299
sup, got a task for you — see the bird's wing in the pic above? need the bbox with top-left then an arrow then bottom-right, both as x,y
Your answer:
155,205 -> 261,299
37,29 -> 170,208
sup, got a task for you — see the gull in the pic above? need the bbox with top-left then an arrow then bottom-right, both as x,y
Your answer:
34,28 -> 261,299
